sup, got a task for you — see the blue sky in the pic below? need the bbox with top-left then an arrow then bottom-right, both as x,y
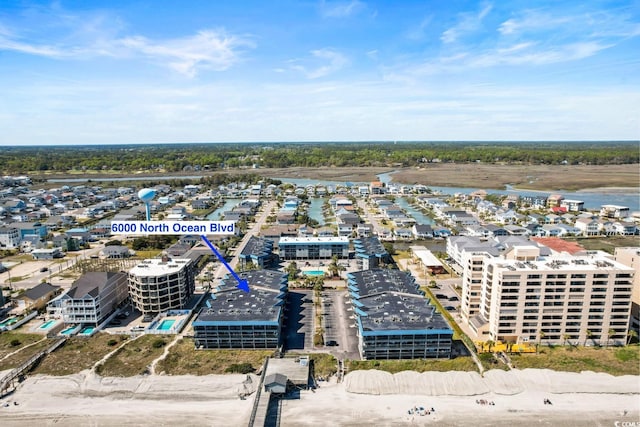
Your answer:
1,0 -> 639,145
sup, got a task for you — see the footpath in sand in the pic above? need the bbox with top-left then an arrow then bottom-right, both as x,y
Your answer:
1,368 -> 638,426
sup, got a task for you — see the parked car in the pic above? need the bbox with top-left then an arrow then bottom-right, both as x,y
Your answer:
40,267 -> 48,272
326,340 -> 338,346
448,296 -> 459,301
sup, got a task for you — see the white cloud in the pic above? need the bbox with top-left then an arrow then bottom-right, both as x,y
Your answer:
0,5 -> 254,78
119,30 -> 254,77
290,48 -> 348,79
320,0 -> 365,18
441,3 -> 493,44
405,16 -> 432,41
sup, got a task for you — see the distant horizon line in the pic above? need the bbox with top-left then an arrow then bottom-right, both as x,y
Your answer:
4,139 -> 639,148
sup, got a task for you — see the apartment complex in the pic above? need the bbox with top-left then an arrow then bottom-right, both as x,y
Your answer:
59,272 -> 128,325
192,270 -> 287,349
614,247 -> 640,336
279,236 -> 349,260
127,256 -> 195,315
353,236 -> 390,270
238,236 -> 275,270
449,237 -> 634,345
347,269 -> 452,360
447,236 -> 551,321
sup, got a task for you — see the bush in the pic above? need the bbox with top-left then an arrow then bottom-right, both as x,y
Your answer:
107,339 -> 118,346
152,339 -> 166,349
225,363 -> 255,374
10,339 -> 21,347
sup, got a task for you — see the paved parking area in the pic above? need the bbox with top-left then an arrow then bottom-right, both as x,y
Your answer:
321,290 -> 360,360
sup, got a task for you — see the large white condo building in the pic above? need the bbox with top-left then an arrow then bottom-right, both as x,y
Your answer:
128,256 -> 194,315
448,236 -> 634,346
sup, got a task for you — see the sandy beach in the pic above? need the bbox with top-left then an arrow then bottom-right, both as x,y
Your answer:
0,368 -> 638,426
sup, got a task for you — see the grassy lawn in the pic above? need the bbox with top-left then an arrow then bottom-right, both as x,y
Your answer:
33,333 -> 129,376
96,335 -> 169,377
133,249 -> 163,259
156,338 -> 272,375
510,345 -> 640,376
0,332 -> 47,359
347,356 -> 478,373
0,334 -> 53,370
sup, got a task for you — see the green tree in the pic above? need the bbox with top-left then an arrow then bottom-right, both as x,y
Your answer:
285,261 -> 299,281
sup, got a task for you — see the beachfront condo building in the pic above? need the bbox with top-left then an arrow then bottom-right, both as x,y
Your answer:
59,272 -> 128,325
192,270 -> 287,349
127,256 -> 194,315
449,237 -> 634,345
347,269 -> 453,360
447,236 -> 552,322
279,236 -> 349,260
613,247 -> 640,336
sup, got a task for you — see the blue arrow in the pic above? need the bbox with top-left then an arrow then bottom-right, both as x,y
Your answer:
200,235 -> 250,292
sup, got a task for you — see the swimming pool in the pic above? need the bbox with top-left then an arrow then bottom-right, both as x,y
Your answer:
60,326 -> 76,335
304,270 -> 325,276
0,317 -> 18,328
38,319 -> 57,330
80,326 -> 94,335
157,319 -> 176,331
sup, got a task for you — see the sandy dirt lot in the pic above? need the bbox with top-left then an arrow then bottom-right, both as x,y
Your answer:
1,368 -> 637,427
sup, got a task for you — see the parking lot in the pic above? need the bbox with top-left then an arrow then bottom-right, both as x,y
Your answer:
429,279 -> 462,314
320,290 -> 360,360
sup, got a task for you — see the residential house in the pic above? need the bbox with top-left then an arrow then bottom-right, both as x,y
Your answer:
99,245 -> 131,259
31,248 -> 64,260
412,224 -> 433,239
575,217 -> 600,236
16,283 -> 61,313
59,272 -> 129,325
0,226 -> 20,249
600,205 -> 630,219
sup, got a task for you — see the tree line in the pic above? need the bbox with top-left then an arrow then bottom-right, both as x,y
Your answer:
1,141 -> 638,174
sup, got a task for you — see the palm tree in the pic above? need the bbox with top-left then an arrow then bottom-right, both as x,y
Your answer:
627,330 -> 638,345
606,328 -> 616,348
485,340 -> 495,353
285,261 -> 299,281
584,329 -> 593,347
562,333 -> 571,346
537,331 -> 546,350
327,255 -> 341,278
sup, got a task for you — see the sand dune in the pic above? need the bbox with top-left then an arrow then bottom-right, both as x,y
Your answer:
0,369 -> 638,426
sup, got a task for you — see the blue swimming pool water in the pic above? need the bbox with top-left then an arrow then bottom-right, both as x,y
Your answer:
80,327 -> 94,335
38,319 -> 56,329
304,270 -> 325,276
61,327 -> 76,335
0,317 -> 18,327
157,319 -> 175,331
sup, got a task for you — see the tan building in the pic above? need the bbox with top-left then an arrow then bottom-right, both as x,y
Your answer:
614,247 -> 640,337
482,252 -> 633,346
128,256 -> 194,315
